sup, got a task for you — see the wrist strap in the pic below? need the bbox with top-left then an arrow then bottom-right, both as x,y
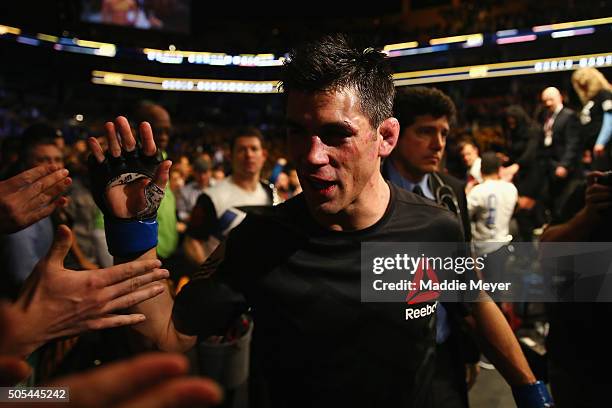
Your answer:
105,218 -> 158,258
512,380 -> 554,408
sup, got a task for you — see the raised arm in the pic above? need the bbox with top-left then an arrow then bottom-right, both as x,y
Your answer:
87,116 -> 195,352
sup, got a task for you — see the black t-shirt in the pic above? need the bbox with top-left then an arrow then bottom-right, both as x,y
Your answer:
174,183 -> 464,408
580,89 -> 612,149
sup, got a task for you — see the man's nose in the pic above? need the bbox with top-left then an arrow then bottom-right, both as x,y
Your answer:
305,136 -> 328,166
430,133 -> 444,150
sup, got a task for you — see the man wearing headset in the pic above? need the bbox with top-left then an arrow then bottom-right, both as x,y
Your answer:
383,86 -> 479,408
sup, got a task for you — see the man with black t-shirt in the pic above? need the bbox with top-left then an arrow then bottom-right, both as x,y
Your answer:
88,34 -> 551,407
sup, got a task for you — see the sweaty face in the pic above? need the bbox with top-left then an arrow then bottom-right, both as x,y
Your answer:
232,136 -> 266,178
393,115 -> 449,180
29,144 -> 64,169
286,89 -> 382,216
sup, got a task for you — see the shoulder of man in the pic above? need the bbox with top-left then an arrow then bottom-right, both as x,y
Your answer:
391,182 -> 458,220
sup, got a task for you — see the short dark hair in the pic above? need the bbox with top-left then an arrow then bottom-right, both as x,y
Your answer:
229,126 -> 265,152
20,123 -> 59,161
480,151 -> 501,175
281,33 -> 395,128
458,138 -> 479,152
394,86 -> 457,129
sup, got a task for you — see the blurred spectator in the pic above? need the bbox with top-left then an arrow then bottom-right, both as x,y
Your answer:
0,124 -> 65,288
183,127 -> 276,265
134,102 -> 178,260
286,164 -> 302,196
176,157 -> 214,223
539,86 -> 582,220
467,151 -> 518,281
571,68 -> 612,171
169,165 -> 186,198
503,105 -> 544,242
459,139 -> 482,195
212,163 -> 226,181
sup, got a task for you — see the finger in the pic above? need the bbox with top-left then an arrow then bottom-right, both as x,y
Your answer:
1,164 -> 58,191
88,137 -> 106,163
14,204 -> 56,231
140,121 -> 156,155
106,121 -> 122,158
0,357 -> 31,387
586,185 -> 612,196
586,189 -> 612,202
83,313 -> 148,331
154,160 -> 172,191
101,282 -> 167,313
44,225 -> 73,269
587,171 -> 606,185
97,259 -> 163,286
55,196 -> 70,208
117,377 -> 223,408
25,175 -> 72,213
116,116 -> 137,152
52,314 -> 147,338
105,269 -> 169,300
591,202 -> 612,211
49,353 -> 189,407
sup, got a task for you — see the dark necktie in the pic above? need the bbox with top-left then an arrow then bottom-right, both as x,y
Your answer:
412,185 -> 425,197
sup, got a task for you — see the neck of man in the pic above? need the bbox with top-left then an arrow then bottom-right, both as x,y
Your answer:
315,172 -> 391,232
231,172 -> 261,192
390,156 -> 427,183
483,173 -> 500,181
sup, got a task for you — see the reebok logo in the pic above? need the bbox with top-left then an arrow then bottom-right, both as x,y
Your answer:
405,302 -> 438,320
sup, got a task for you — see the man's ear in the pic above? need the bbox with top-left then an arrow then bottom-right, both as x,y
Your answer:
378,117 -> 400,158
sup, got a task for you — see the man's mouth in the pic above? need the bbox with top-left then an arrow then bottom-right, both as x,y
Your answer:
307,177 -> 337,195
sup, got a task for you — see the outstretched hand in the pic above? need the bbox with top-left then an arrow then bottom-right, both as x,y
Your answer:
0,165 -> 71,234
5,225 -> 169,357
88,116 -> 171,219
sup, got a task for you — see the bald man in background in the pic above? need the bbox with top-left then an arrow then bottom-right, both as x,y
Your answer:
540,87 -> 582,219
134,102 -> 179,261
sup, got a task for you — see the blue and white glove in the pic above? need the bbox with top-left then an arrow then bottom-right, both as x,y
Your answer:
88,118 -> 166,258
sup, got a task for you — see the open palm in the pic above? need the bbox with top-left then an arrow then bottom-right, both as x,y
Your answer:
88,116 -> 170,219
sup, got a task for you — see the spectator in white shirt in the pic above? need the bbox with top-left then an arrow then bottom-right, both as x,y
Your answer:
467,152 -> 518,281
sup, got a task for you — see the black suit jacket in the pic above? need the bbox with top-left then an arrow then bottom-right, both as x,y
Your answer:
428,171 -> 472,243
544,107 -> 581,172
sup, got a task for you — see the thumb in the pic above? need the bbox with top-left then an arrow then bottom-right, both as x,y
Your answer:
45,225 -> 73,269
154,160 -> 172,191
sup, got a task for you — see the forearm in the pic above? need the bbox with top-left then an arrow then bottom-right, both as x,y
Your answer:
540,207 -> 598,242
116,249 -> 196,352
183,236 -> 206,266
595,112 -> 612,147
472,300 -> 536,386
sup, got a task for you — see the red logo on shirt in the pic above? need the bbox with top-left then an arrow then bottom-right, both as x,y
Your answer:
405,262 -> 441,305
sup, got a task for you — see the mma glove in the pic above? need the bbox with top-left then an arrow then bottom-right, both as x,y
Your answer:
88,147 -> 164,258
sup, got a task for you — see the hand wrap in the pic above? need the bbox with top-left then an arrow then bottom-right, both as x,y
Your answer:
512,380 -> 554,408
88,147 -> 164,258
